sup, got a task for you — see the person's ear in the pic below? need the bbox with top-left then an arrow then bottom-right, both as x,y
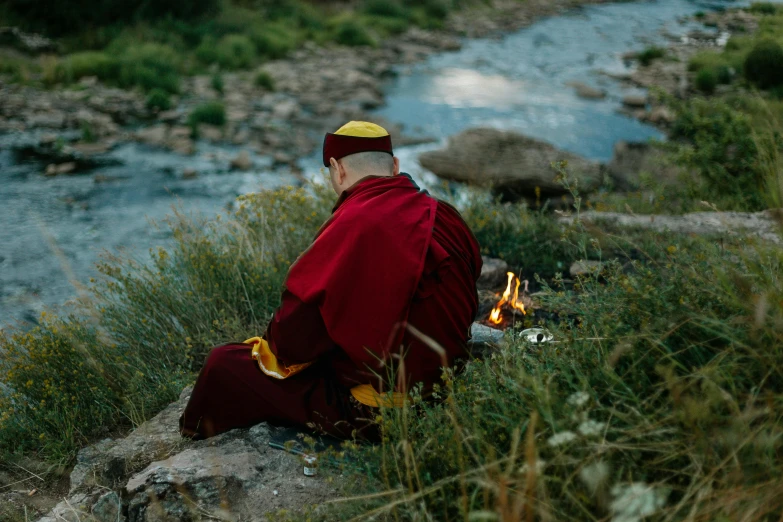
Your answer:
392,156 -> 400,176
329,157 -> 341,181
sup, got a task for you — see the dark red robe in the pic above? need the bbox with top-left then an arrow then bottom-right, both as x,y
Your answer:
180,174 -> 482,439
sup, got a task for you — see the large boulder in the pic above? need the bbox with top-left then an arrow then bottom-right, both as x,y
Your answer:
418,128 -> 603,202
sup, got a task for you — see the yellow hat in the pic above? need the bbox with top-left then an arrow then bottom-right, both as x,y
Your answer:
323,121 -> 393,166
333,121 -> 390,138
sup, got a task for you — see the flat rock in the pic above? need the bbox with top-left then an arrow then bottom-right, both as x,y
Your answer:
418,127 -> 603,202
622,95 -> 648,108
230,150 -> 253,171
560,210 -> 783,245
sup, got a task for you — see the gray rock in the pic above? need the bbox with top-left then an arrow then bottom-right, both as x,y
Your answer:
419,127 -> 603,202
92,491 -> 124,522
136,124 -> 168,148
567,81 -> 606,100
622,95 -> 648,109
478,256 -> 509,290
560,210 -> 783,245
230,150 -> 253,171
0,27 -> 58,54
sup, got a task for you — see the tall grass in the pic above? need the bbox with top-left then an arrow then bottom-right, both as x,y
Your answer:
313,203 -> 783,521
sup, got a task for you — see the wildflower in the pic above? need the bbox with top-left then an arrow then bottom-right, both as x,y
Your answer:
667,245 -> 677,254
610,482 -> 668,522
567,391 -> 590,408
578,419 -> 606,437
547,430 -> 577,447
579,461 -> 610,496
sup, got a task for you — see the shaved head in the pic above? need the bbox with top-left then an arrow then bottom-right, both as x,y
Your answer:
339,151 -> 395,176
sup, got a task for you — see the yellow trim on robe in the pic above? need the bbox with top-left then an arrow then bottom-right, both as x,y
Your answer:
333,121 -> 390,138
245,337 -> 406,408
245,337 -> 312,379
349,384 -> 408,408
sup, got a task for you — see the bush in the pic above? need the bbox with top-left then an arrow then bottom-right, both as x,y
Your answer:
248,23 -> 298,60
117,43 -> 181,93
667,97 -> 770,210
744,38 -> 783,89
53,51 -> 119,85
423,0 -> 450,20
211,73 -> 224,95
748,2 -> 779,15
364,0 -> 409,19
146,88 -> 172,111
188,101 -> 226,128
334,19 -> 375,47
695,68 -> 718,93
215,34 -> 256,70
6,0 -> 219,36
638,46 -> 665,66
254,70 -> 275,91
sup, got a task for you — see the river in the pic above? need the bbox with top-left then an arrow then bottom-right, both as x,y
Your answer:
0,0 -> 750,326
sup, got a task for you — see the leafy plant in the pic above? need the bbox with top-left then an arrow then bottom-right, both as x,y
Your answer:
744,38 -> 783,89
188,101 -> 226,128
695,67 -> 718,94
146,88 -> 172,111
254,70 -> 275,91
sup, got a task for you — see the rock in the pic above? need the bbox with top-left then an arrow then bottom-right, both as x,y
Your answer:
44,162 -> 76,176
197,124 -> 223,142
69,388 -> 191,493
71,141 -> 113,156
569,260 -> 603,277
91,492 -> 123,522
182,168 -> 198,179
26,111 -> 66,129
158,110 -> 181,123
93,174 -> 125,184
418,127 -> 603,202
622,95 -> 648,109
478,256 -> 509,290
272,99 -> 300,120
272,152 -> 295,166
559,210 -> 783,246
230,150 -> 253,171
567,81 -> 606,100
169,137 -> 194,155
136,124 -> 168,148
606,141 -> 679,191
232,127 -> 251,145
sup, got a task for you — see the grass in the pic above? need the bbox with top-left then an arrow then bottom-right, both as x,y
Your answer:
187,101 -> 226,129
637,46 -> 665,66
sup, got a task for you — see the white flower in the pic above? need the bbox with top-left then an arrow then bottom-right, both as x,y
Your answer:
567,391 -> 590,408
577,419 -> 606,437
610,482 -> 668,522
517,459 -> 546,474
579,461 -> 609,495
547,431 -> 577,447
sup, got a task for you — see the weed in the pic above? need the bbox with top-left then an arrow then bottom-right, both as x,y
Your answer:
188,101 -> 226,129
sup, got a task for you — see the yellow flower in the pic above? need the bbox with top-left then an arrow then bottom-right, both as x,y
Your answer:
667,245 -> 677,254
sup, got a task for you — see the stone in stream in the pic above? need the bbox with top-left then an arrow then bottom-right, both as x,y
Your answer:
418,127 -> 603,203
567,81 -> 607,100
230,150 -> 254,171
622,94 -> 648,109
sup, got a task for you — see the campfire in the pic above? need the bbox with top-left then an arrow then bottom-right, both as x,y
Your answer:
489,272 -> 528,326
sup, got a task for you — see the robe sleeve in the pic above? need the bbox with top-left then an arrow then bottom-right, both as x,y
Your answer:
265,289 -> 338,365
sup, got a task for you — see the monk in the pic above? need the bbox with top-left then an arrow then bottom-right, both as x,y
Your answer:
180,121 -> 482,440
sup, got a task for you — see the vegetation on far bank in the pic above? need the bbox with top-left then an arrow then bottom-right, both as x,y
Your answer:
0,0 -> 465,93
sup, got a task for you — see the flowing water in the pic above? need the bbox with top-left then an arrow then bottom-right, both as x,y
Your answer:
0,0 -> 756,325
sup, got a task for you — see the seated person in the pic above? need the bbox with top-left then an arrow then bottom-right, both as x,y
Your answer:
180,121 -> 482,440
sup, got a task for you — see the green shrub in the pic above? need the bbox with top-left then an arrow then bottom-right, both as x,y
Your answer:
54,51 -> 119,85
744,38 -> 783,89
146,88 -> 172,111
364,0 -> 409,19
211,73 -> 224,95
667,97 -> 770,210
248,23 -> 298,60
214,34 -> 256,70
6,0 -> 219,36
748,2 -> 779,15
695,67 -> 718,93
254,70 -> 275,91
638,46 -> 665,66
334,19 -> 375,47
423,0 -> 450,20
188,101 -> 226,128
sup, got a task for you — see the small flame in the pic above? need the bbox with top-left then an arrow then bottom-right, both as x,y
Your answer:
488,271 -> 527,325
